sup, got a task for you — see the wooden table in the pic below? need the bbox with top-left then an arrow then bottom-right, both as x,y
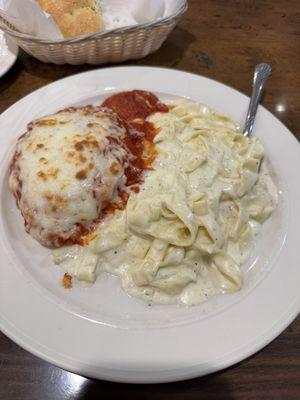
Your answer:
0,1 -> 299,399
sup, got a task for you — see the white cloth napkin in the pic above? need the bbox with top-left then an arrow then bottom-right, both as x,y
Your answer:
102,0 -> 165,28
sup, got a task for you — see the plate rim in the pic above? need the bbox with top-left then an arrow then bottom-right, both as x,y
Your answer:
0,66 -> 299,384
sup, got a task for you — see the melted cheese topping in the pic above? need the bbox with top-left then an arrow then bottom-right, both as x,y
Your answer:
52,98 -> 278,306
9,106 -> 129,246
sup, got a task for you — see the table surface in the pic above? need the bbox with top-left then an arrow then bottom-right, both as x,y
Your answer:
0,1 -> 299,399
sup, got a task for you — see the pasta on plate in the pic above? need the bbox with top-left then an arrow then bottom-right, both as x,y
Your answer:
52,97 -> 278,305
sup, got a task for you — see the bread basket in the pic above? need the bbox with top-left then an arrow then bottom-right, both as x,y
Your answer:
0,1 -> 187,65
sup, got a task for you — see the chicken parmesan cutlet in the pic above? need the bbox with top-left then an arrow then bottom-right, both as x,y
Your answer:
9,91 -> 168,247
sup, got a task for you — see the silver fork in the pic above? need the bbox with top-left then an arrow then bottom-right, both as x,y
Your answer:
243,63 -> 271,137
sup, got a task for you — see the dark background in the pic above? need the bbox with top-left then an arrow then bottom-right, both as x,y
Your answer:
0,1 -> 299,399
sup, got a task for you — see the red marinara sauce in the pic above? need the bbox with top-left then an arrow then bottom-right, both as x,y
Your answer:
102,90 -> 168,123
102,90 -> 168,201
102,90 -> 168,186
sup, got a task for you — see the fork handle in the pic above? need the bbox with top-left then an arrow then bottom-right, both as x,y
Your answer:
243,63 -> 271,137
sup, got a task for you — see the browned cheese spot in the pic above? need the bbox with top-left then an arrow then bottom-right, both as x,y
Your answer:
44,193 -> 68,214
62,273 -> 72,289
79,154 -> 87,163
66,151 -> 75,158
27,123 -> 34,131
76,169 -> 87,180
109,162 -> 121,175
44,193 -> 66,203
35,119 -> 58,127
48,168 -> 60,179
37,171 -> 47,181
74,137 -> 99,152
39,157 -> 48,164
82,105 -> 93,116
90,140 -> 98,148
74,141 -> 86,151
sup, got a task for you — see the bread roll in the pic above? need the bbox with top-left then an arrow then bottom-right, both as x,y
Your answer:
37,0 -> 104,39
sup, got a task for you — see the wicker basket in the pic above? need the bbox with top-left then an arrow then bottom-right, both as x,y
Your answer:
0,1 -> 187,65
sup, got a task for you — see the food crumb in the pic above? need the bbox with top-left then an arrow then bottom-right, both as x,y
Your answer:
62,273 -> 72,289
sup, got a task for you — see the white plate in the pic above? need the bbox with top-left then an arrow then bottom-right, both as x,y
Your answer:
0,67 -> 299,384
0,30 -> 18,78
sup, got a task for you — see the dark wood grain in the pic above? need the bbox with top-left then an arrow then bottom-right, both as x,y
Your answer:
0,1 -> 299,399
